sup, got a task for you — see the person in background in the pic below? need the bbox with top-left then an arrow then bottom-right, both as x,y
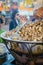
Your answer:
0,15 -> 3,29
9,9 -> 19,30
9,9 -> 28,64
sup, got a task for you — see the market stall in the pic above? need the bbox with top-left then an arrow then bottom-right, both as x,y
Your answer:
1,19 -> 43,65
0,0 -> 43,65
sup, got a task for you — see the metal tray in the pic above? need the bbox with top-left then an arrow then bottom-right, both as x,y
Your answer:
1,32 -> 43,44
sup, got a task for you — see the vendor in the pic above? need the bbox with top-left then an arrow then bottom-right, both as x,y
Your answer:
33,0 -> 43,19
9,9 -> 19,30
34,7 -> 43,19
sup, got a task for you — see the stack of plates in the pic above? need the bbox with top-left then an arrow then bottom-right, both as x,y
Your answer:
0,43 -> 7,64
